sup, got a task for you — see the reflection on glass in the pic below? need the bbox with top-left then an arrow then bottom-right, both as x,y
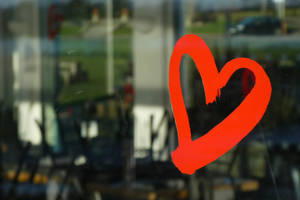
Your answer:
0,0 -> 299,199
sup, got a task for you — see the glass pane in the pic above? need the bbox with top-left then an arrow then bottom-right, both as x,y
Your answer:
0,0 -> 299,199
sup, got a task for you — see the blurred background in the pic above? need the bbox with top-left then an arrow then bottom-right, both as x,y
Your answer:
0,0 -> 299,199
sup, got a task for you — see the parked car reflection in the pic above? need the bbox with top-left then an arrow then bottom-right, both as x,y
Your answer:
229,16 -> 282,35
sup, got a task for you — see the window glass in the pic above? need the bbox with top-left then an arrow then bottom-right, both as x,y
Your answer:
0,0 -> 299,199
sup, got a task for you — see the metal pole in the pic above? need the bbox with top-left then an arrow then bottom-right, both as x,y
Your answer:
274,0 -> 285,19
106,0 -> 114,94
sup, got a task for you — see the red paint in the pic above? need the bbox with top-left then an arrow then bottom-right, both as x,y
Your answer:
242,69 -> 255,97
169,34 -> 272,175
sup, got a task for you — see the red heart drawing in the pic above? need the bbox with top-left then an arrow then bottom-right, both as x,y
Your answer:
169,34 -> 272,175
